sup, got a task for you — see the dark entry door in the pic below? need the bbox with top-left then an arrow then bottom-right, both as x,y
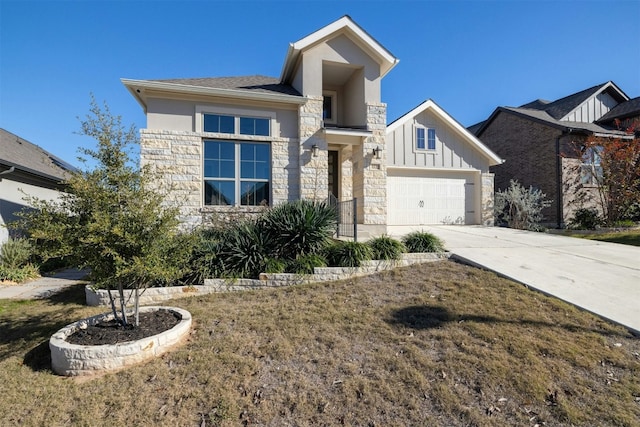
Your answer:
328,150 -> 339,198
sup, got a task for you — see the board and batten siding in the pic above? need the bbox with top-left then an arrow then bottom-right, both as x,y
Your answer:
386,109 -> 489,172
561,91 -> 619,123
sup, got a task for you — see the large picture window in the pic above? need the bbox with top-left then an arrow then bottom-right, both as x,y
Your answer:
204,141 -> 270,206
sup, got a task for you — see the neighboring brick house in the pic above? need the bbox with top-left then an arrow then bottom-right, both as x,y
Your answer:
471,82 -> 638,227
0,129 -> 75,245
123,16 -> 501,234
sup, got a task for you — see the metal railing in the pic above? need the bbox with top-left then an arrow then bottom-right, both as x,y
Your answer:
328,196 -> 357,241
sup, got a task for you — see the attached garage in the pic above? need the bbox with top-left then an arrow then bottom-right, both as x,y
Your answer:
385,100 -> 503,226
387,170 -> 478,225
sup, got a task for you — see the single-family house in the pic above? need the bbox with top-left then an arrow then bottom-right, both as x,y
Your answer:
471,81 -> 639,227
123,16 -> 502,235
0,128 -> 74,245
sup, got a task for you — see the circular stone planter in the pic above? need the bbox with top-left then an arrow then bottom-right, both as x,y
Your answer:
49,306 -> 191,376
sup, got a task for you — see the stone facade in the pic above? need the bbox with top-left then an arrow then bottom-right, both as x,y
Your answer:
481,172 -> 495,226
140,129 -> 299,229
298,97 -> 328,202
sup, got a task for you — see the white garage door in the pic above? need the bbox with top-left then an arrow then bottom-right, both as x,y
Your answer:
387,176 -> 470,225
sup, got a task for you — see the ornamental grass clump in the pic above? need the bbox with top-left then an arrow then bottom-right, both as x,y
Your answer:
402,231 -> 445,253
324,241 -> 372,268
286,254 -> 327,274
367,235 -> 405,260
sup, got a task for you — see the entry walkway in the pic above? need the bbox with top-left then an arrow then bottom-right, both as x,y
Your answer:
388,225 -> 640,335
0,269 -> 87,299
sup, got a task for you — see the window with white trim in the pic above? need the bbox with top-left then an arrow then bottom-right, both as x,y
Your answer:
203,113 -> 270,136
204,140 -> 270,206
416,126 -> 436,150
580,146 -> 603,186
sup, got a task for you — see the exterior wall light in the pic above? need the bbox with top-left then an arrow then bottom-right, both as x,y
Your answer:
311,144 -> 319,157
373,146 -> 382,159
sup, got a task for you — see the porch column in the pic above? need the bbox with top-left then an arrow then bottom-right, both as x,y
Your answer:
481,172 -> 495,226
298,97 -> 328,202
353,102 -> 387,227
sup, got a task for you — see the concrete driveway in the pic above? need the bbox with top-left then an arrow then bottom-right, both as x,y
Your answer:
388,225 -> 640,335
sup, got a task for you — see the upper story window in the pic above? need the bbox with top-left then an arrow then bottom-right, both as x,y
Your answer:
416,127 -> 436,150
322,90 -> 337,124
203,113 -> 271,136
580,146 -> 603,186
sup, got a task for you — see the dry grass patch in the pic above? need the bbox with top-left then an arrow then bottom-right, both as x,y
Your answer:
1,260 -> 638,426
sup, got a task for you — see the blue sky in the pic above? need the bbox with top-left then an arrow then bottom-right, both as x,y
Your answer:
1,0 -> 639,167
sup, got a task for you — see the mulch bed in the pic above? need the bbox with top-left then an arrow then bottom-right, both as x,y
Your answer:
66,310 -> 181,346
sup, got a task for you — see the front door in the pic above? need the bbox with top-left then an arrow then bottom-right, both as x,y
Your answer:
328,150 -> 339,199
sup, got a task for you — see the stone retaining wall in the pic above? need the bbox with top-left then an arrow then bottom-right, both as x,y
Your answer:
86,253 -> 449,306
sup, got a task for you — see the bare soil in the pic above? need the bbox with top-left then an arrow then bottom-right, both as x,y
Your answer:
66,310 -> 181,345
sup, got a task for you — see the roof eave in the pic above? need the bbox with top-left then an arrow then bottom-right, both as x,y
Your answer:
121,78 -> 307,109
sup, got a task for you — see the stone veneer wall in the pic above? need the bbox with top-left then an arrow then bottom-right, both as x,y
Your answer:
140,129 -> 299,229
298,97 -> 328,201
357,103 -> 387,227
481,172 -> 495,226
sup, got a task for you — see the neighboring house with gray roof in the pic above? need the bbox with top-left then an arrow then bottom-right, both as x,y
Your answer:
0,128 -> 75,245
471,81 -> 638,227
123,16 -> 501,234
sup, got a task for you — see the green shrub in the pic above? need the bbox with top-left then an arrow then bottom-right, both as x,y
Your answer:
178,229 -> 227,285
569,208 -> 602,230
367,235 -> 405,260
286,254 -> 327,274
218,222 -> 271,279
494,179 -> 552,231
264,258 -> 287,274
0,263 -> 39,283
402,231 -> 445,253
259,200 -> 337,260
324,241 -> 372,268
0,238 -> 33,269
613,219 -> 637,228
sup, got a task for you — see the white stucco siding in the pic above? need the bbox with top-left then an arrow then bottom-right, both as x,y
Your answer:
147,98 -> 299,139
386,109 -> 489,172
300,34 -> 381,101
0,178 -> 63,245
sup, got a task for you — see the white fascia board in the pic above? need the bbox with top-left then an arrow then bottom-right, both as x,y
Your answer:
121,79 -> 307,107
387,99 -> 504,166
323,128 -> 372,137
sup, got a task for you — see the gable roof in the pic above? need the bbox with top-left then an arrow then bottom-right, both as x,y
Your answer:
473,81 -> 631,138
0,128 -> 75,182
122,75 -> 305,112
596,96 -> 640,124
280,15 -> 399,83
516,81 -> 628,121
388,99 -> 503,166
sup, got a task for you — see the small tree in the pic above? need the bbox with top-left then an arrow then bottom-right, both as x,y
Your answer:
15,98 -> 189,326
494,180 -> 552,230
576,121 -> 640,225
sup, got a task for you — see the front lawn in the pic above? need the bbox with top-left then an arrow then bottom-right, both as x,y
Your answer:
565,229 -> 640,247
1,260 -> 638,426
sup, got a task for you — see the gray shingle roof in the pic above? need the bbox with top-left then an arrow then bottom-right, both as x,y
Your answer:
596,97 -> 640,123
502,107 -> 628,136
0,128 -> 75,182
151,75 -> 302,97
541,83 -> 608,120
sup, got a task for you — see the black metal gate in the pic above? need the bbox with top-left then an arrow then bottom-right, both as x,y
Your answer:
333,197 -> 357,241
